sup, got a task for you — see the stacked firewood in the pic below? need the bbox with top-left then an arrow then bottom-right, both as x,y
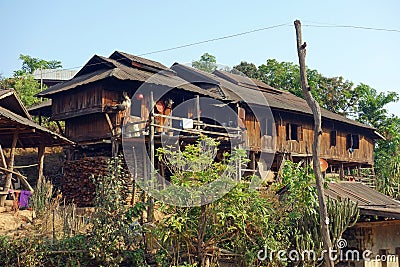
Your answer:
62,157 -> 109,207
62,156 -> 135,207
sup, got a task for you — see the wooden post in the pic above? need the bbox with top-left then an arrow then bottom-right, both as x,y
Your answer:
147,91 -> 155,222
0,129 -> 19,206
56,121 -> 65,136
339,163 -> 345,180
196,95 -> 201,130
37,143 -> 46,187
294,20 -> 334,267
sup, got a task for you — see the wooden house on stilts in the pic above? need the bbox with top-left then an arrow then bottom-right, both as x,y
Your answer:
34,51 -> 383,205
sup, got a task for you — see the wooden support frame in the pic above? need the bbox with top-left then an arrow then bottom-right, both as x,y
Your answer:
0,128 -> 19,206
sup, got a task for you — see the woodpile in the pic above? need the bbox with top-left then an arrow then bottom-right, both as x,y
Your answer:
62,156 -> 135,207
62,157 -> 108,207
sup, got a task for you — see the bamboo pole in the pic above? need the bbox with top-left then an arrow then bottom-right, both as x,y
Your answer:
0,129 -> 19,206
0,166 -> 33,192
294,20 -> 334,267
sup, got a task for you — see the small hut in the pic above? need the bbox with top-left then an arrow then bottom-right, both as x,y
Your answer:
0,89 -> 72,206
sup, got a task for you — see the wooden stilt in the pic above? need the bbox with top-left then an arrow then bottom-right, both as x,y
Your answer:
357,164 -> 362,179
339,163 -> 345,180
0,129 -> 19,206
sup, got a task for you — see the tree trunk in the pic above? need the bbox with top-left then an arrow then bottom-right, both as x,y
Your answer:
294,20 -> 334,267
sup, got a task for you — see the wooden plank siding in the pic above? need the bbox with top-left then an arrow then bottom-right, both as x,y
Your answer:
52,85 -> 103,120
272,111 -> 374,165
65,113 -> 111,142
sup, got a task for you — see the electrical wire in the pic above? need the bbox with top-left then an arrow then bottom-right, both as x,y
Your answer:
303,23 -> 400,33
5,21 -> 400,77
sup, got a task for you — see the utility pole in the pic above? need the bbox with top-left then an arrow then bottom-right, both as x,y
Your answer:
294,20 -> 334,267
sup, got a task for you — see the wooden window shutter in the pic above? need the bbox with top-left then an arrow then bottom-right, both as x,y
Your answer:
297,125 -> 303,141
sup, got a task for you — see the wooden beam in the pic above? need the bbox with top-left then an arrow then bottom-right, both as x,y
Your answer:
0,145 -> 7,168
354,219 -> 400,228
37,143 -> 45,187
56,121 -> 65,136
105,113 -> 114,135
0,166 -> 33,192
0,128 -> 18,206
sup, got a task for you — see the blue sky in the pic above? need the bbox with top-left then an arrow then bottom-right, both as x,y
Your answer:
1,0 -> 399,115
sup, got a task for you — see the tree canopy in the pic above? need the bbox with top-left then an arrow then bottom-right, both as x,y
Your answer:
14,54 -> 62,76
192,52 -> 217,73
0,54 -> 62,107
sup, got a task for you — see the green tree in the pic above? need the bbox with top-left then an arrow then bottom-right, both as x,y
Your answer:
233,61 -> 260,79
0,54 -> 62,107
0,75 -> 42,107
14,54 -> 62,76
355,84 -> 400,198
233,59 -> 360,115
154,137 -> 288,266
356,83 -> 399,127
192,53 -> 217,73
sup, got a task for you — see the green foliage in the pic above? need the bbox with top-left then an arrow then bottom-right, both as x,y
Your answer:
154,137 -> 287,266
89,156 -> 142,267
353,84 -> 400,199
0,235 -> 93,267
0,54 -> 62,108
192,53 -> 217,73
14,54 -> 62,76
234,59 -> 359,116
0,75 -> 43,107
277,161 -> 359,266
356,83 -> 399,127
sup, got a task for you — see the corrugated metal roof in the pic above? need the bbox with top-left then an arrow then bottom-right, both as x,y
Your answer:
213,69 -> 376,131
325,182 -> 400,219
32,69 -> 78,81
0,89 -> 31,119
110,51 -> 170,72
0,106 -> 73,147
171,64 -> 376,132
28,99 -> 52,117
37,55 -> 222,100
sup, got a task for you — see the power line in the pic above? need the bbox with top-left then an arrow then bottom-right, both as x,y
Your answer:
5,21 -> 400,78
303,23 -> 400,33
7,23 -> 290,78
138,23 -> 290,56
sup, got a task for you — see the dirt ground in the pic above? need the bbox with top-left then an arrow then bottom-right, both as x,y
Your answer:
0,209 -> 36,236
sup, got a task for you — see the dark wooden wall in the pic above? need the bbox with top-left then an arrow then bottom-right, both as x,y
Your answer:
52,85 -> 103,120
273,111 -> 374,165
65,113 -> 110,142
